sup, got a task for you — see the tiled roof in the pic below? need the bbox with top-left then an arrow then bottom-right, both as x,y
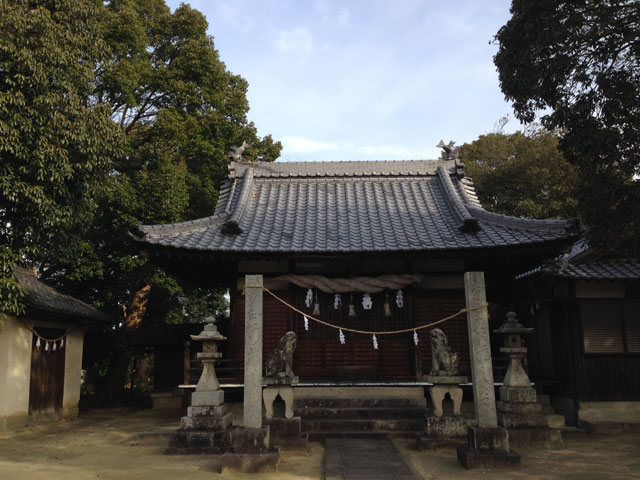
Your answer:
554,260 -> 640,280
132,160 -> 579,254
13,267 -> 110,323
517,240 -> 640,280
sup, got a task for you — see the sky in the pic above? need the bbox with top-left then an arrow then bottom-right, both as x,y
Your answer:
166,0 -> 518,162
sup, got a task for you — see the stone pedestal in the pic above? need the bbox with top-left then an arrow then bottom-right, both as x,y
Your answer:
424,375 -> 467,417
262,376 -> 307,447
418,375 -> 473,450
497,386 -> 563,448
263,376 -> 298,419
221,426 -> 280,473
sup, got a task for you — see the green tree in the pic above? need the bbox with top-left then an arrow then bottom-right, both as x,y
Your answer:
1,0 -> 281,401
459,127 -> 579,220
0,0 -> 124,315
68,0 -> 281,403
494,0 -> 640,249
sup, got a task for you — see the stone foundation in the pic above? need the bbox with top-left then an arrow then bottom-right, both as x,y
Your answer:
221,426 -> 280,473
497,386 -> 563,448
263,417 -> 308,448
456,426 -> 522,469
221,448 -> 280,474
165,394 -> 233,454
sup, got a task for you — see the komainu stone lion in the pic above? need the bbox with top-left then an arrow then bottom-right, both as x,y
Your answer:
429,328 -> 459,376
264,331 -> 297,378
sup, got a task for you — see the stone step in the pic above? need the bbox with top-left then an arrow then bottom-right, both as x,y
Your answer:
547,414 -> 566,428
294,397 -> 426,409
294,407 -> 427,420
302,418 -> 424,433
308,430 -> 420,441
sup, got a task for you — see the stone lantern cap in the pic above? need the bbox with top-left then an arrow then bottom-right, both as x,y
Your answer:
493,311 -> 533,335
191,316 -> 227,342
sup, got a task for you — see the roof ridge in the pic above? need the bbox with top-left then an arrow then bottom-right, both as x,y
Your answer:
466,205 -> 579,234
436,166 -> 480,233
222,167 -> 253,234
230,159 -> 457,178
132,213 -> 227,239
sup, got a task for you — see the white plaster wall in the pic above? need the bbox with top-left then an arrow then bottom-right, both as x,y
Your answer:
62,328 -> 84,418
0,316 -> 33,430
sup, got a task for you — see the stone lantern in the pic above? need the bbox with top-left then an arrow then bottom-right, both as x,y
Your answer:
494,311 -> 534,387
190,315 -> 226,402
166,316 -> 233,454
493,311 -> 563,448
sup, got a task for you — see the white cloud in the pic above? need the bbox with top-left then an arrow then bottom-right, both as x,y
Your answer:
282,136 -> 340,153
273,27 -> 313,55
337,8 -> 350,27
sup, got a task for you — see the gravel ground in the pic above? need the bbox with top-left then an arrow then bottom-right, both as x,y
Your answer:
0,407 -> 638,480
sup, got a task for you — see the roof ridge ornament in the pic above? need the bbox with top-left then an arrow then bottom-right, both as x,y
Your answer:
228,141 -> 250,163
437,139 -> 460,161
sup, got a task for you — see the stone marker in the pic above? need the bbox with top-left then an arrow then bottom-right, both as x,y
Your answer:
463,272 -> 497,429
244,274 -> 264,429
457,272 -> 522,469
222,274 -> 279,473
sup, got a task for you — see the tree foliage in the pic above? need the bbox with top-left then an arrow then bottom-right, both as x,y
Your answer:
494,0 -> 640,249
0,0 -> 124,314
459,127 -> 579,220
1,0 -> 281,397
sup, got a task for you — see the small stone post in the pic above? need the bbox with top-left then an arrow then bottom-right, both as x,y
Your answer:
457,272 -> 522,469
244,274 -> 264,429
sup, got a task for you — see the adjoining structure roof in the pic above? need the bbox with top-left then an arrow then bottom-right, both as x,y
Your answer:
13,267 -> 110,323
524,241 -> 640,281
132,160 -> 579,254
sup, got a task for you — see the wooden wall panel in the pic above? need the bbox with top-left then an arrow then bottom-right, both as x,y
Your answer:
414,291 -> 469,376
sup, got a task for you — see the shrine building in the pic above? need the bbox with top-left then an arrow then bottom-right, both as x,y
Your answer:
131,158 -> 579,385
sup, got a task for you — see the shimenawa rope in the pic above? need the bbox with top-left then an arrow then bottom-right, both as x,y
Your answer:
244,284 -> 487,336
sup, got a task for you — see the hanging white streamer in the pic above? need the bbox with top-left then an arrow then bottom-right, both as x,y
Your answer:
339,329 -> 345,345
60,338 -> 64,349
372,334 -> 378,350
305,288 -> 313,308
362,293 -> 373,310
36,337 -> 41,349
45,342 -> 50,352
303,315 -> 309,331
413,329 -> 419,346
334,294 -> 342,310
396,289 -> 404,308
52,341 -> 57,351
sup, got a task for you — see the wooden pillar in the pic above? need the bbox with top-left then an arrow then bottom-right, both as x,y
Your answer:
243,274 -> 263,428
463,271 -> 498,428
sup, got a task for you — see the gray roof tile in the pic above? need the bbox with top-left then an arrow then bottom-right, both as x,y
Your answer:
13,268 -> 109,323
133,160 -> 579,253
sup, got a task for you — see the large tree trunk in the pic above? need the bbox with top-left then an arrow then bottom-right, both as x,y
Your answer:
96,264 -> 154,406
